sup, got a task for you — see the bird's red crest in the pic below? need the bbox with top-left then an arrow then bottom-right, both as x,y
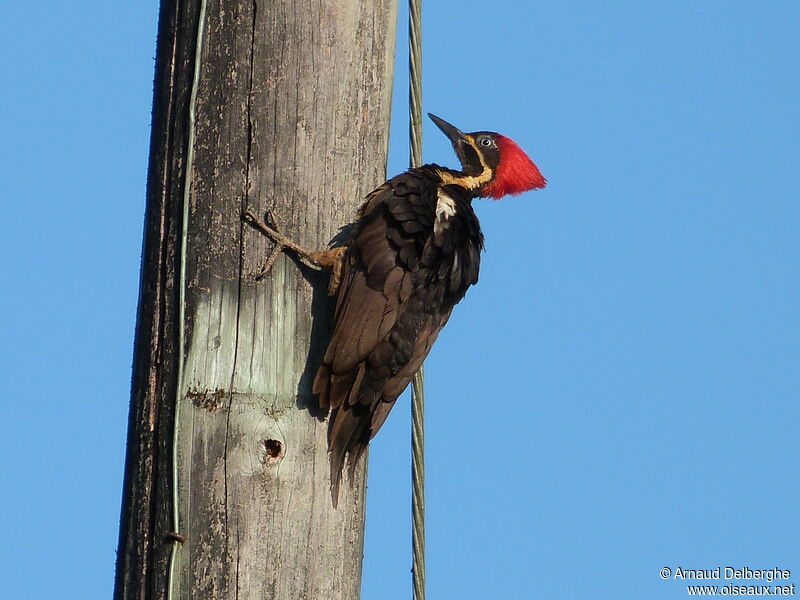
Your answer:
481,135 -> 546,199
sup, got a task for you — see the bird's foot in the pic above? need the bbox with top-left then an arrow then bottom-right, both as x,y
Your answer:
243,208 -> 345,293
243,208 -> 323,278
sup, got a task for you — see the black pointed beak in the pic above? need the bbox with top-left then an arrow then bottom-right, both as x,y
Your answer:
428,113 -> 468,147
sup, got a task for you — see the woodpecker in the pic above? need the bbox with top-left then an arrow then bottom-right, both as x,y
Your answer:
247,114 -> 546,504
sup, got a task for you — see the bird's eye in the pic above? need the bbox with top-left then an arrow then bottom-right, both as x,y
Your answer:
479,137 -> 493,147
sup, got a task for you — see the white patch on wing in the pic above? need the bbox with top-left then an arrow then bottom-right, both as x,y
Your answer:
434,189 -> 457,244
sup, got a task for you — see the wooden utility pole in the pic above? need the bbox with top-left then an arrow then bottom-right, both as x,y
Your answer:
115,0 -> 397,598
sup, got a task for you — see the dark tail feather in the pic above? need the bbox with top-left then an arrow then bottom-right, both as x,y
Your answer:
313,364 -> 331,409
328,405 -> 371,508
347,438 -> 369,482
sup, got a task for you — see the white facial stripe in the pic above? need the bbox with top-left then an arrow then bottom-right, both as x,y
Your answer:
435,136 -> 493,190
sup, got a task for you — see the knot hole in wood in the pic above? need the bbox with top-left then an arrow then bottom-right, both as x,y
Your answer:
264,439 -> 284,462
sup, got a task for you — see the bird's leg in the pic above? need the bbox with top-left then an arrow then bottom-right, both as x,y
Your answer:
243,208 -> 346,295
243,208 -> 319,271
311,247 -> 346,296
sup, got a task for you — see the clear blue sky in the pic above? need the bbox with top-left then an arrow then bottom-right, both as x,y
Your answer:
1,2 -> 798,599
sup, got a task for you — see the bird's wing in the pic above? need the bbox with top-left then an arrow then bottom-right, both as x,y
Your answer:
368,307 -> 453,437
314,176 -> 432,410
313,175 -> 444,503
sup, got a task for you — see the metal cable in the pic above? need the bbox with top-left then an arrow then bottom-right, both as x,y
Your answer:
411,367 -> 425,600
409,0 -> 423,169
408,0 -> 425,598
166,1 -> 209,598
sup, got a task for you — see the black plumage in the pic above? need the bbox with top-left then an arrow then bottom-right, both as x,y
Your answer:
313,166 -> 484,501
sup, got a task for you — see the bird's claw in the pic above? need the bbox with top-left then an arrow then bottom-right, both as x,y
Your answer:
257,210 -> 287,279
263,208 -> 280,232
243,206 -> 323,278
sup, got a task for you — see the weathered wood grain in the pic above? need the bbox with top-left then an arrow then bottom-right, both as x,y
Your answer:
115,0 -> 397,598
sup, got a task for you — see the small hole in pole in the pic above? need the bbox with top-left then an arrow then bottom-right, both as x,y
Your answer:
264,439 -> 283,459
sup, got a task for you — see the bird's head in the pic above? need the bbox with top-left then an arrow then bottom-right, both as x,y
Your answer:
429,113 -> 546,199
